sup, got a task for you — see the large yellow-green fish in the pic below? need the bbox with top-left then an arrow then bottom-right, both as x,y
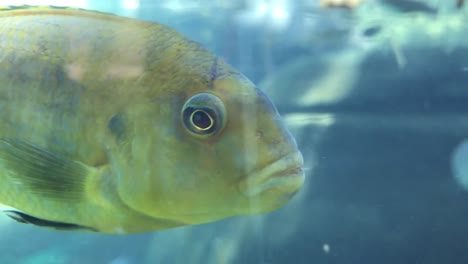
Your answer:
0,5 -> 304,234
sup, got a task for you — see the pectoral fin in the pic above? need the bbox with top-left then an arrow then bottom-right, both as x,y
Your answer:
0,138 -> 93,202
4,210 -> 96,231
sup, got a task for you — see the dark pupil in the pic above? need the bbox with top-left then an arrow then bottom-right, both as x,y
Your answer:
192,110 -> 212,129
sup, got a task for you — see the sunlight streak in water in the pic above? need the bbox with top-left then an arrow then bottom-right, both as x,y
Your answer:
122,0 -> 139,10
284,113 -> 336,127
452,139 -> 468,191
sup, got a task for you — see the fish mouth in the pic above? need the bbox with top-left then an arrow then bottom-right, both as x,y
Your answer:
239,151 -> 305,197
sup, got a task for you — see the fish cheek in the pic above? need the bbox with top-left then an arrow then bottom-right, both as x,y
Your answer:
151,129 -> 235,218
121,95 -> 236,219
111,100 -> 189,217
211,78 -> 264,168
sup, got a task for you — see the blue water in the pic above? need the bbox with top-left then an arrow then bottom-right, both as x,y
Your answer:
1,0 -> 468,263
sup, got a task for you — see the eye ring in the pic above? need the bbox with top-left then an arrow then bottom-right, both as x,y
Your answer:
190,109 -> 214,131
181,93 -> 226,137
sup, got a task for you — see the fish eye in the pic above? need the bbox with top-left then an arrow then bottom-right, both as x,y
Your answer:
181,93 -> 226,137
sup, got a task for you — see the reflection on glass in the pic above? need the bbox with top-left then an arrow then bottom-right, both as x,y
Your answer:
452,139 -> 468,191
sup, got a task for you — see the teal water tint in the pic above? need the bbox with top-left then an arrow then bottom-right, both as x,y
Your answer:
1,0 -> 468,263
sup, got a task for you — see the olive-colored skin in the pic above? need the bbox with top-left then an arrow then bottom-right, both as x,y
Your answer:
0,6 -> 304,234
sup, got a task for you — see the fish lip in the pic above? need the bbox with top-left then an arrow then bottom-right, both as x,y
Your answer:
239,151 -> 305,197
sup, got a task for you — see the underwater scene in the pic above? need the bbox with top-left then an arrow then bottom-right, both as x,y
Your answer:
0,0 -> 467,263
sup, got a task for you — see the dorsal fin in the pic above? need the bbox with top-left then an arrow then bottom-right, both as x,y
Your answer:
0,5 -> 139,24
0,5 -> 114,16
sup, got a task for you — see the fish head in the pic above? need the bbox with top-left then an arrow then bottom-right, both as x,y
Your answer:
116,59 -> 304,227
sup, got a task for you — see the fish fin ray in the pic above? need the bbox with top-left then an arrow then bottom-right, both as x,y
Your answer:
0,138 -> 93,202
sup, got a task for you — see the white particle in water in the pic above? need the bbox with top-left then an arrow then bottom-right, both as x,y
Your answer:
323,243 -> 330,254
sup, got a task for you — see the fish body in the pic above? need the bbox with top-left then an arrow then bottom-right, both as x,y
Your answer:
0,6 -> 304,234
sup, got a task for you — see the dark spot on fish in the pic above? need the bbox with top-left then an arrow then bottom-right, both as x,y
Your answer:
108,113 -> 127,141
48,5 -> 72,9
208,57 -> 219,90
0,5 -> 33,11
363,26 -> 382,38
50,66 -> 83,113
457,0 -> 465,8
12,63 -> 83,114
210,57 -> 219,81
4,210 -> 97,231
55,64 -> 65,83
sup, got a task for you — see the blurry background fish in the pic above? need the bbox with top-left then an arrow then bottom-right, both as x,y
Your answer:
1,0 -> 468,263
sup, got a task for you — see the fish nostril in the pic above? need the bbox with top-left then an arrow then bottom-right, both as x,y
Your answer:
256,131 -> 264,140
